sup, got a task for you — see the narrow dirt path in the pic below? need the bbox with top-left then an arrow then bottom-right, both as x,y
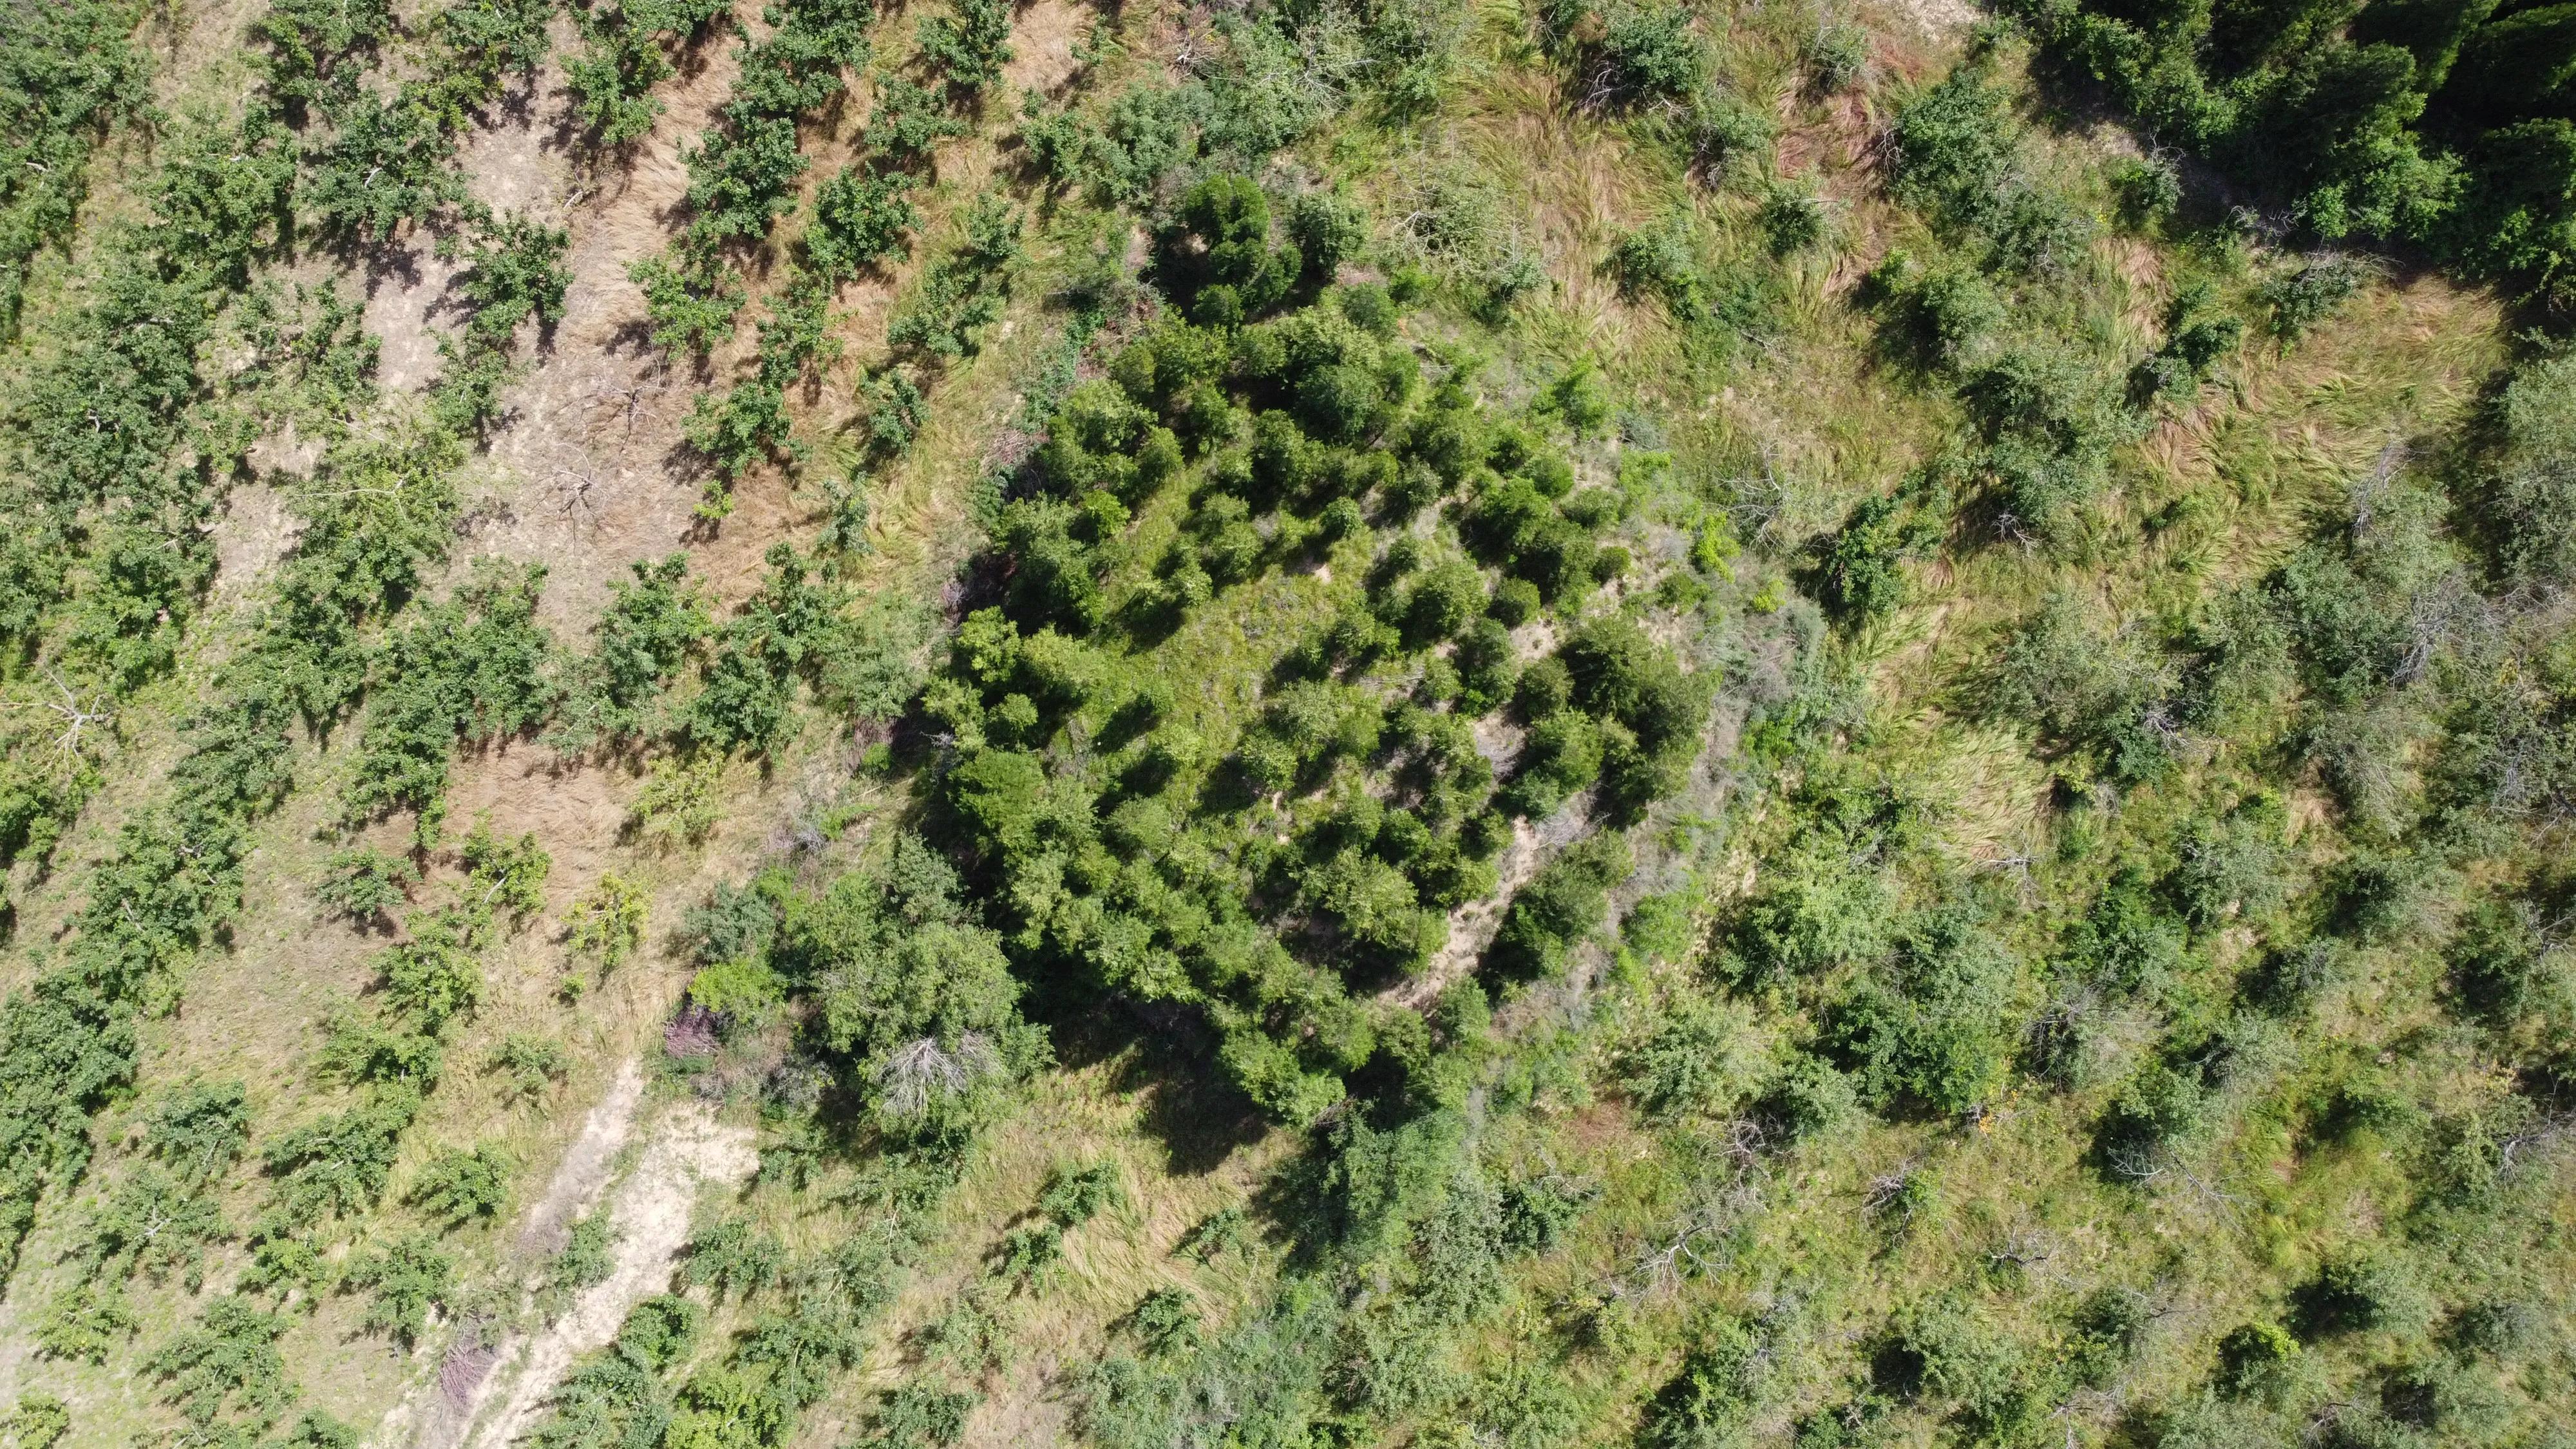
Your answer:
383,1066 -> 757,1449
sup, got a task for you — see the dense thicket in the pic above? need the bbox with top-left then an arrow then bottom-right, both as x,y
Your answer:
2008,0 -> 2576,303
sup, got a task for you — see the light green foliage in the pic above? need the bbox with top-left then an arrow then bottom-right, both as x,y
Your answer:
860,1382 -> 975,1448
632,257 -> 747,357
261,1088 -> 421,1228
1618,992 -> 1765,1121
565,0 -> 729,145
319,847 -> 419,923
408,1144 -> 511,1227
1824,909 -> 2024,1118
382,904 -> 491,1029
77,1164 -> 229,1287
633,755 -> 726,849
774,834 -> 1040,1138
35,1283 -> 137,1365
342,562 -> 558,841
146,1296 -> 294,1435
0,1394 -> 67,1449
683,1215 -> 784,1300
462,817 -> 553,921
489,1034 -> 571,1102
916,0 -> 1010,93
345,1233 -> 455,1345
808,169 -> 920,282
554,555 -> 715,752
888,197 -> 1020,360
546,1210 -> 617,1311
567,874 -> 649,967
1039,1161 -> 1124,1226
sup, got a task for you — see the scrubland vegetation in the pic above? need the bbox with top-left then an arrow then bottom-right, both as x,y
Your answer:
0,0 -> 2571,1444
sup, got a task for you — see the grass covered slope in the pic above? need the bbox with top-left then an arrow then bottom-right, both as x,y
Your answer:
0,0 -> 2570,1446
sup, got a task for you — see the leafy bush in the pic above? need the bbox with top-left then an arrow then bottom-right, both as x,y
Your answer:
1585,1 -> 1704,108
0,1394 -> 68,1449
683,1216 -> 784,1299
2293,1251 -> 2430,1339
684,113 -> 809,250
489,1034 -> 571,1102
631,257 -> 746,357
1618,993 -> 1763,1120
2261,254 -> 2368,344
1488,833 -> 1631,980
1804,495 -> 1935,624
1040,1161 -> 1125,1226
1803,22 -> 1868,93
686,379 -> 800,495
633,755 -> 725,849
341,562 -> 558,842
864,1381 -> 976,1448
1824,909 -> 2022,1118
319,848 -> 417,923
888,198 -> 1020,360
344,1234 -> 454,1345
262,1087 -> 421,1228
35,1283 -> 136,1364
916,0 -> 1011,93
146,1296 -> 292,1431
1641,1314 -> 1758,1447
2216,1321 -> 2301,1401
568,874 -> 649,967
555,555 -> 714,752
808,169 -> 920,283
409,1144 -> 511,1227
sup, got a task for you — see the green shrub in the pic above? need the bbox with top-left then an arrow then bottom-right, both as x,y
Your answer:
864,1381 -> 976,1448
1752,1046 -> 1855,1139
864,75 -> 969,164
1161,174 -> 1300,321
319,848 -> 417,923
683,113 -> 808,249
1610,219 -> 1706,321
1641,1314 -> 1758,1446
489,1034 -> 570,1103
917,0 -> 1012,93
1803,22 -> 1868,92
1041,1161 -> 1126,1226
631,257 -> 746,357
1618,994 -> 1763,1120
1488,833 -> 1630,979
1804,495 -> 1935,624
2293,1251 -> 2429,1338
146,1296 -> 292,1429
683,1216 -> 784,1299
2260,254 -> 2368,344
568,874 -> 649,967
1824,909 -> 2021,1118
408,1144 -> 511,1227
1758,185 -> 1829,255
2215,1321 -> 2299,1400
888,197 -> 1020,359
2094,1060 -> 2207,1181
2108,154 -> 2181,229
2481,351 -> 2576,585
1588,1 -> 1704,108
809,169 -> 920,283
686,379 -> 800,493
345,1234 -> 453,1345
35,1283 -> 136,1364
1128,1288 -> 1200,1357
0,1394 -> 68,1449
